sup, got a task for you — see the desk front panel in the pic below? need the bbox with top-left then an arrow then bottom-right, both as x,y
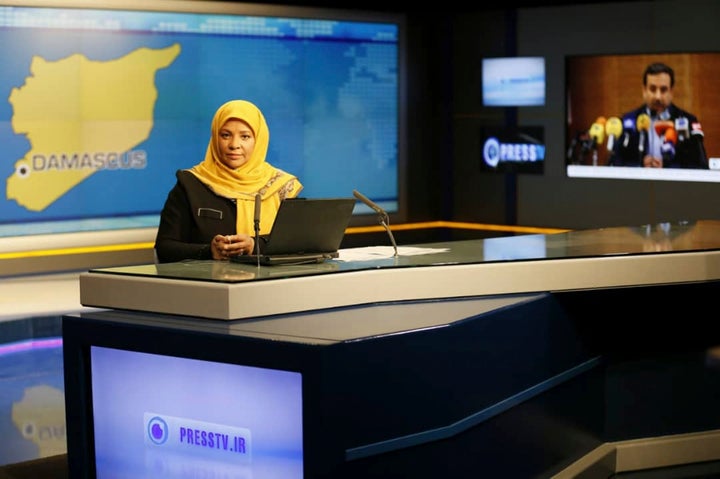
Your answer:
63,293 -> 603,478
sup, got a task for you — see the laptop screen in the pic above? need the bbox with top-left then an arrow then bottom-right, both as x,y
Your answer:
261,198 -> 356,256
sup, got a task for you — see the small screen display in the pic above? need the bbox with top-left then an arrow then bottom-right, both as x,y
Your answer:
90,346 -> 303,478
482,56 -> 546,107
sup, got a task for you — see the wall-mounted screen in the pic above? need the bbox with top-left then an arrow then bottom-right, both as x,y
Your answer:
0,0 -> 405,238
566,52 -> 720,182
90,346 -> 303,478
481,56 -> 546,107
479,126 -> 545,174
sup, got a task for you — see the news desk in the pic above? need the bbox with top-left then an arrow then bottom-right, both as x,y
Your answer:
65,220 -> 720,478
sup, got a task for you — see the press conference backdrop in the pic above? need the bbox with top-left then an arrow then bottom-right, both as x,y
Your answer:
0,0 -> 404,239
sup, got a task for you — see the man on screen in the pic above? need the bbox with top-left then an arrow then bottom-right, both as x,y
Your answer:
608,62 -> 708,169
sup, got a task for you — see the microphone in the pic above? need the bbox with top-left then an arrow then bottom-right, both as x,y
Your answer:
253,193 -> 261,261
588,117 -> 605,166
566,131 -> 581,162
253,193 -> 261,231
690,122 -> 708,165
636,113 -> 651,154
664,126 -> 677,145
577,131 -> 593,155
352,189 -> 398,257
588,121 -> 605,149
353,189 -> 385,216
690,121 -> 704,139
653,120 -> 674,137
605,116 -> 622,151
675,117 -> 689,142
661,126 -> 677,166
621,117 -> 635,148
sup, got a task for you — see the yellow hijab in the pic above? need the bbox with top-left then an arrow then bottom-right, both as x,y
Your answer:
188,100 -> 302,235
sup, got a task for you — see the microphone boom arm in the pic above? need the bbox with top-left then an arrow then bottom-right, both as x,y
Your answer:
352,189 -> 398,257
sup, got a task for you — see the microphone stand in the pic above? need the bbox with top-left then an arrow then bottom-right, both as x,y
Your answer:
591,144 -> 599,166
351,189 -> 398,257
253,194 -> 261,269
254,219 -> 260,268
377,211 -> 398,257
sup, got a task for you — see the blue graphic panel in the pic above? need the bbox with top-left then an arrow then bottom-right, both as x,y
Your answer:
0,6 -> 400,235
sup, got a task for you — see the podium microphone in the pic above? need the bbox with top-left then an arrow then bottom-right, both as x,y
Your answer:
675,117 -> 689,142
653,120 -> 674,137
253,193 -> 261,266
690,122 -> 704,140
352,189 -> 398,257
605,116 -> 622,151
661,126 -> 677,166
588,121 -> 605,148
636,113 -> 651,155
588,119 -> 605,166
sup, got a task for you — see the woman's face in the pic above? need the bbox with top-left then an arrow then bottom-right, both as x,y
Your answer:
217,118 -> 256,169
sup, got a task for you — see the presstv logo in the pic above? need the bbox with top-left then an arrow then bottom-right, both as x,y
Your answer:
482,137 -> 545,169
144,413 -> 251,460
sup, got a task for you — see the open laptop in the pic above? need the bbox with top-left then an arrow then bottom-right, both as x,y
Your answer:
231,197 -> 356,266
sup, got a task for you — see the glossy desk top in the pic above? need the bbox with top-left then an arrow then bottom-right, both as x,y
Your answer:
80,220 -> 720,320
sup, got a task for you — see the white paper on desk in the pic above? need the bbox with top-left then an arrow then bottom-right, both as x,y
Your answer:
337,246 -> 449,262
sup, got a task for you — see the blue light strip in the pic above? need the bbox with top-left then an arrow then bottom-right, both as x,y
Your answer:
0,337 -> 62,356
345,356 -> 602,461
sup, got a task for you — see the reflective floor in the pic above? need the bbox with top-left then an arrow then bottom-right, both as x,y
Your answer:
0,316 -> 65,468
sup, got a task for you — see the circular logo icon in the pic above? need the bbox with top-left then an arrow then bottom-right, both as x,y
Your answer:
483,137 -> 501,168
147,416 -> 169,445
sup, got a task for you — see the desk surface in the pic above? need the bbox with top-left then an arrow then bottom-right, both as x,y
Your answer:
79,220 -> 720,320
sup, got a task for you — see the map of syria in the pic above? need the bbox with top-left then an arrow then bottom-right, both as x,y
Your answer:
6,43 -> 181,211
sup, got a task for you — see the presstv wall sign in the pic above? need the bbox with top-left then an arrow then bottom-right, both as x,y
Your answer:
479,126 -> 545,174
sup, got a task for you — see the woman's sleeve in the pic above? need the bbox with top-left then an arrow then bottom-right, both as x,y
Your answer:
154,180 -> 212,263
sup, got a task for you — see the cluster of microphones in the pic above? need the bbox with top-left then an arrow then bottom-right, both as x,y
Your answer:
568,114 -> 698,166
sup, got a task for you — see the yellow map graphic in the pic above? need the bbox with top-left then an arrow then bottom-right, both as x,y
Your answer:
11,385 -> 66,458
6,44 -> 181,211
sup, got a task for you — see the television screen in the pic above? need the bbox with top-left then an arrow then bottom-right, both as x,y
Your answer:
90,346 -> 303,478
482,56 -> 546,107
565,52 -> 720,182
479,126 -> 545,174
0,1 -> 406,239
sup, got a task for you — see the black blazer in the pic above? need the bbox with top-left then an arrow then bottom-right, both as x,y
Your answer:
154,170 -> 239,263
